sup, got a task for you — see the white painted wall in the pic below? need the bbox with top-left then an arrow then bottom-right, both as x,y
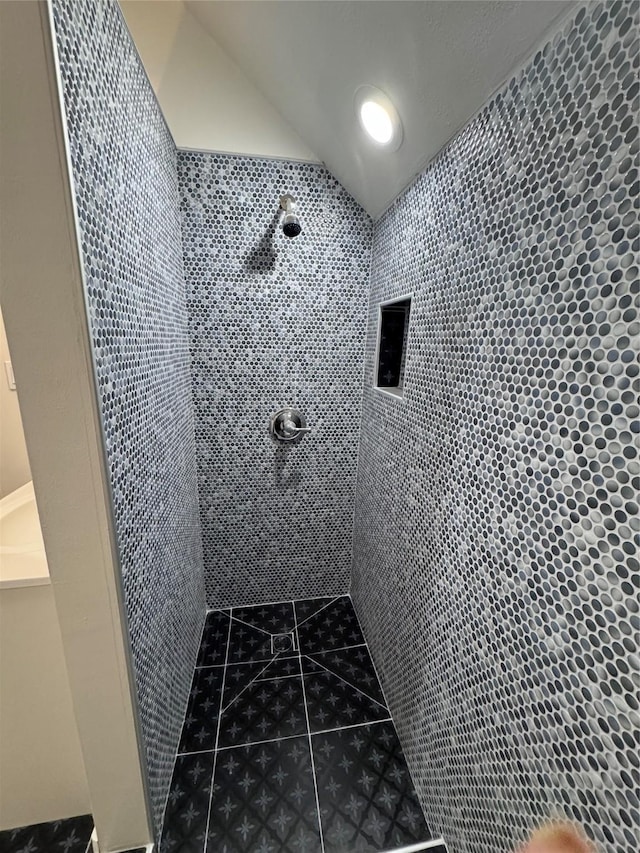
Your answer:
0,2 -> 152,848
0,308 -> 31,498
0,584 -> 91,830
119,0 -> 319,162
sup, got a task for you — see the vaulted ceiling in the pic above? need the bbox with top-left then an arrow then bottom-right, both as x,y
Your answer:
122,0 -> 574,218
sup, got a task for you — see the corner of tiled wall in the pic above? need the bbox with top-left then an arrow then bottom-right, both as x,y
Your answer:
352,1 -> 639,851
51,0 -> 206,834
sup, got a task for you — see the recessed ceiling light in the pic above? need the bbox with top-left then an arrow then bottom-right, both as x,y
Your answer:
360,101 -> 393,144
355,85 -> 403,151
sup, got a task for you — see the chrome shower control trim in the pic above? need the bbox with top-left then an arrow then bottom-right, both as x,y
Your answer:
269,407 -> 311,443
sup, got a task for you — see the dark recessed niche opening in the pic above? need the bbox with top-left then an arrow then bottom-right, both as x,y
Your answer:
375,296 -> 411,398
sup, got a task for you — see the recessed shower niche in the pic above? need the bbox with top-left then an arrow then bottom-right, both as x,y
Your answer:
375,295 -> 412,398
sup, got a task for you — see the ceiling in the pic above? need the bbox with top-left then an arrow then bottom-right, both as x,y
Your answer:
123,1 -> 575,218
186,1 -> 573,218
120,0 -> 319,163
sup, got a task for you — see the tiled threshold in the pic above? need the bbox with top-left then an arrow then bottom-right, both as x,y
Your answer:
161,595 -> 448,853
0,815 -> 93,853
0,814 -> 151,853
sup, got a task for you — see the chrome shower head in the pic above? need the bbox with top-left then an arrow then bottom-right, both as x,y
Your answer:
279,194 -> 302,238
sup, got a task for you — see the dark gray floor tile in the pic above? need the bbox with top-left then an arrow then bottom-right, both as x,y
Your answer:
218,674 -> 307,747
206,737 -> 322,852
165,597 -> 435,852
223,655 -> 300,707
197,610 -> 230,667
254,655 -> 300,680
297,596 -> 365,653
303,645 -> 386,706
233,602 -> 295,634
227,618 -> 274,663
312,721 -> 432,852
160,752 -> 214,853
223,660 -> 268,707
303,663 -> 390,732
179,666 -> 224,753
294,597 -> 336,625
0,815 -> 93,853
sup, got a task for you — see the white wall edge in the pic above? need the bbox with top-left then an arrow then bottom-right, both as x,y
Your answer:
0,577 -> 51,590
383,840 -> 448,853
178,144 -> 323,166
0,2 -> 152,849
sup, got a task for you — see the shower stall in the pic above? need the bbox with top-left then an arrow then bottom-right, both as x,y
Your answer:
0,0 -> 637,851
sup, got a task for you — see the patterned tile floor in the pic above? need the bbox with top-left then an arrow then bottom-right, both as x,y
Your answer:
161,596 -> 444,853
0,815 -> 93,853
0,815 -> 149,853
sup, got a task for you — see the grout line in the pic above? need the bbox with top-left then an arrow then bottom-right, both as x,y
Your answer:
380,840 -> 448,853
229,610 -> 274,637
196,609 -> 230,668
206,593 -> 346,612
229,653 -> 296,703
312,717 -> 394,737
184,717 -> 396,755
292,595 -> 341,631
214,731 -> 306,752
199,639 -> 368,667
346,595 -> 395,712
196,653 -> 299,671
203,610 -> 232,850
294,602 -> 326,853
302,653 -> 389,710
176,747 -> 215,758
305,640 -> 369,655
345,595 -> 431,830
253,672 -> 300,683
345,591 -> 428,803
204,607 -> 231,618
160,609 -> 213,832
219,652 -> 286,715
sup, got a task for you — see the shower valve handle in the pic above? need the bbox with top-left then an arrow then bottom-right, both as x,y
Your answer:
269,408 -> 311,443
283,418 -> 311,436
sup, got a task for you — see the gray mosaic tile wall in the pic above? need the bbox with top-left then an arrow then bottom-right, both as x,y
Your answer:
178,152 -> 372,607
352,2 -> 639,852
52,0 -> 206,834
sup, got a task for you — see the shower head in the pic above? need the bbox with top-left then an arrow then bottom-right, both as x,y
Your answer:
279,194 -> 302,238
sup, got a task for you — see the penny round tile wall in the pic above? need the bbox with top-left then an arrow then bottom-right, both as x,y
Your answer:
178,152 -> 372,607
52,0 -> 206,833
352,2 -> 639,852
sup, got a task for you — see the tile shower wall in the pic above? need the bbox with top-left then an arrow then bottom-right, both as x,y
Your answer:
52,0 -> 206,833
178,152 -> 372,606
352,3 -> 639,853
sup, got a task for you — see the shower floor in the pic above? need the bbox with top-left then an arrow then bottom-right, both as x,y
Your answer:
160,596 -> 442,853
